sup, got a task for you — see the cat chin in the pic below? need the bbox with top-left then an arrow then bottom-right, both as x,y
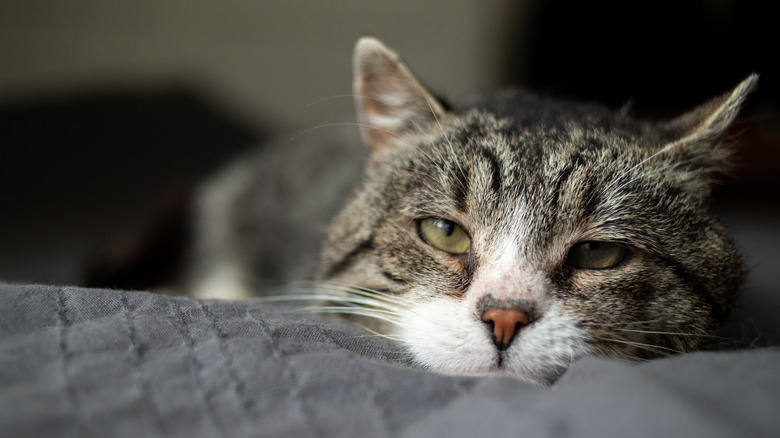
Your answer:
396,298 -> 592,385
410,351 -> 569,386
421,362 -> 566,386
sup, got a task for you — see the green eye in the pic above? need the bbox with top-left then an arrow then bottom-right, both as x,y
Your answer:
419,218 -> 471,254
568,241 -> 627,269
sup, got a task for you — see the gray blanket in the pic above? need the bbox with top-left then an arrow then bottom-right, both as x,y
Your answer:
2,284 -> 779,437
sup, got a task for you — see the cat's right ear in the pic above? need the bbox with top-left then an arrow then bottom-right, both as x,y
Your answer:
656,74 -> 757,200
353,37 -> 447,154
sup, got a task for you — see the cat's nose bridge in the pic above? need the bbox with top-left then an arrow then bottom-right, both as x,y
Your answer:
470,264 -> 542,303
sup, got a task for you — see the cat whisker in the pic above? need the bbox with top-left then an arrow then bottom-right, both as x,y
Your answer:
596,337 -> 684,356
308,92 -> 442,139
608,327 -> 724,339
303,93 -> 408,109
307,306 -> 404,326
276,282 -> 454,333
290,122 -> 400,141
313,282 -> 410,307
411,144 -> 466,199
272,280 -> 406,305
413,83 -> 470,197
354,326 -> 407,343
311,304 -> 402,318
254,280 -> 419,330
252,292 -> 400,314
591,147 -> 671,205
416,83 -> 459,162
583,318 -> 727,336
303,93 -> 357,108
348,333 -> 405,343
580,318 -> 666,327
344,93 -> 460,187
608,156 -> 705,196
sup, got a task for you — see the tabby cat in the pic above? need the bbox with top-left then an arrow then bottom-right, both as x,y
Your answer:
194,37 -> 756,385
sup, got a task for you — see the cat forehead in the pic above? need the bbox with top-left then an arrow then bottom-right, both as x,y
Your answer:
378,110 -> 688,251
454,90 -> 654,142
398,108 -> 651,176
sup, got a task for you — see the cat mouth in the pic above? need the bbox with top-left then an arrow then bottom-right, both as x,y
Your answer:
486,349 -> 568,385
493,350 -> 511,370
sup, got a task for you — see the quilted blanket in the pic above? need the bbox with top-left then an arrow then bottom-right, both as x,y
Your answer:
2,284 -> 779,437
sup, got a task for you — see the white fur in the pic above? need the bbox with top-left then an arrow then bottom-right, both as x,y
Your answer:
394,229 -> 593,384
396,294 -> 497,373
468,243 -> 548,305
396,294 -> 592,383
389,203 -> 594,384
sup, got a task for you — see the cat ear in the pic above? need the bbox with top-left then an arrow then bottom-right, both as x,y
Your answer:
658,74 -> 758,198
662,74 -> 758,147
353,37 -> 447,152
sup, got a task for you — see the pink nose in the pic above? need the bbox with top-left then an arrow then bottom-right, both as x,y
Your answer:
481,308 -> 530,349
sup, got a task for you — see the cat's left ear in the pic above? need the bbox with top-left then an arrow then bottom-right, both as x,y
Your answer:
659,74 -> 758,197
353,37 -> 447,154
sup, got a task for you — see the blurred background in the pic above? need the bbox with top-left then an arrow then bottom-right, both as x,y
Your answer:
1,1 -> 777,341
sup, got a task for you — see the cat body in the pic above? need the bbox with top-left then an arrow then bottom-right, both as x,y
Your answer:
194,38 -> 755,385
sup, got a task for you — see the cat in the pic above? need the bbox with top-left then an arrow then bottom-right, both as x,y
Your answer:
191,37 -> 756,385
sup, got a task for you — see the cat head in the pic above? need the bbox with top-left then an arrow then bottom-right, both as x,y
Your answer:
319,37 -> 755,385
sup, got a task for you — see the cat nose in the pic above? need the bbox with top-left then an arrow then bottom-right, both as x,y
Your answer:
481,307 -> 531,350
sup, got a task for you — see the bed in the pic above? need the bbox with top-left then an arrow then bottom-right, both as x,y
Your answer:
2,283 -> 778,437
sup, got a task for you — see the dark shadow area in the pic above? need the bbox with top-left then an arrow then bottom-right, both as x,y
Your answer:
506,0 -> 779,200
0,88 -> 262,286
510,1 -> 775,111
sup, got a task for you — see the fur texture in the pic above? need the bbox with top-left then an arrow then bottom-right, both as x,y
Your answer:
191,37 -> 754,385
315,38 -> 754,384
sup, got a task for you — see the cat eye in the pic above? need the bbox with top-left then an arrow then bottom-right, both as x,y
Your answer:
567,241 -> 627,270
418,218 -> 471,255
